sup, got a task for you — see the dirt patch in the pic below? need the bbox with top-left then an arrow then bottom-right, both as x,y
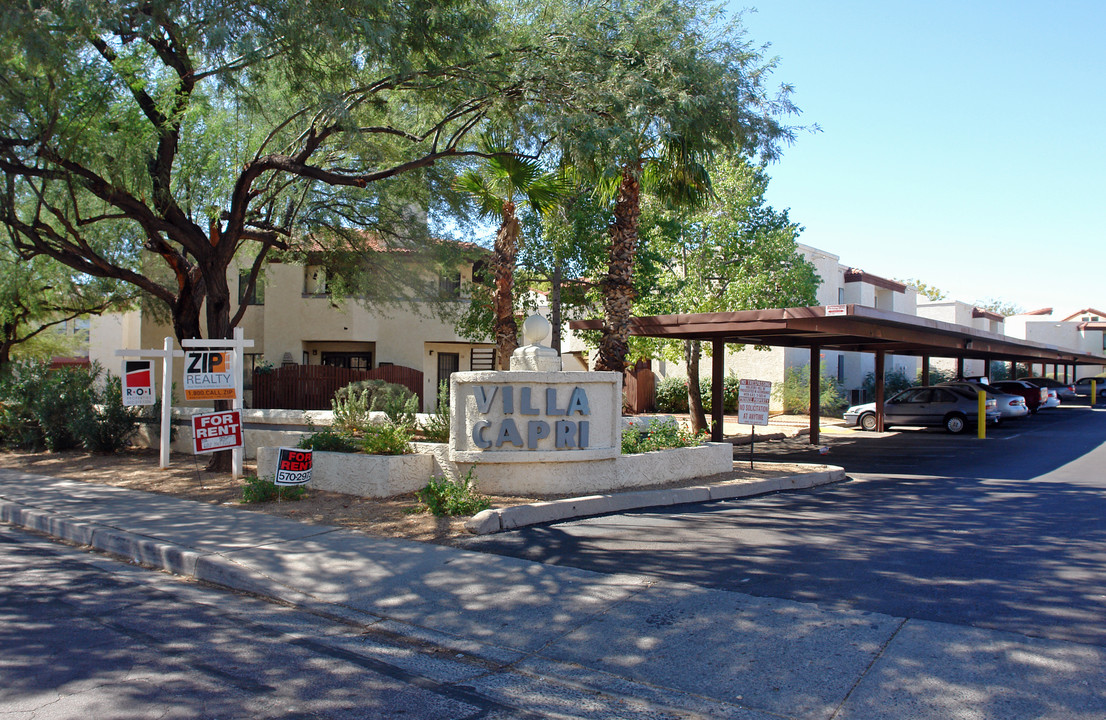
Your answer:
0,447 -> 819,545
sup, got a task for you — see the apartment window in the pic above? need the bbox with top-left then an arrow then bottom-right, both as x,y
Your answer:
321,352 -> 373,371
837,287 -> 845,304
304,265 -> 328,295
438,271 -> 462,298
470,348 -> 496,371
238,271 -> 265,305
837,354 -> 845,383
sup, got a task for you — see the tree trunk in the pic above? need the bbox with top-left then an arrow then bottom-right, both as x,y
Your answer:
493,203 -> 520,370
201,259 -> 235,472
686,340 -> 708,433
596,165 -> 641,376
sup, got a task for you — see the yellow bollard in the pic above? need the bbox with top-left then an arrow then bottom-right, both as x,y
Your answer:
977,389 -> 987,439
1093,380 -> 1098,407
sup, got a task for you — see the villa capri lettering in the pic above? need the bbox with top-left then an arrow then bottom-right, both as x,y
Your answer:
469,385 -> 591,450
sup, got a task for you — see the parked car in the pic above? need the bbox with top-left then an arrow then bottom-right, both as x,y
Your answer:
1039,387 -> 1061,409
844,386 -> 1000,434
937,381 -> 1030,420
1020,376 -> 1076,400
1073,376 -> 1106,399
989,380 -> 1048,413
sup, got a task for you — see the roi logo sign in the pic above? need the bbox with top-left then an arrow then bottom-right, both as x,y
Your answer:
121,360 -> 156,407
183,350 -> 236,401
191,410 -> 243,454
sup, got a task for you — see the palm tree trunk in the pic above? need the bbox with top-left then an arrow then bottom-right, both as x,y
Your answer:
550,260 -> 562,354
596,165 -> 641,376
493,202 -> 519,370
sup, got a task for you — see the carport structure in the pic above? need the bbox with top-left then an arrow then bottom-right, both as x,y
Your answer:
570,304 -> 1106,444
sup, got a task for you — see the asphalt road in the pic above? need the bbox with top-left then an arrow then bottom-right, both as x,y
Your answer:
0,526 -> 551,720
459,405 -> 1106,646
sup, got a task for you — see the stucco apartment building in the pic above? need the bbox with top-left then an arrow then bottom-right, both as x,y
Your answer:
91,250 -> 502,412
654,243 -> 922,408
913,300 -> 1006,378
1003,307 -> 1106,380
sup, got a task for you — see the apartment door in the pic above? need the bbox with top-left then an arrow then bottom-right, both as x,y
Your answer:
437,352 -> 460,406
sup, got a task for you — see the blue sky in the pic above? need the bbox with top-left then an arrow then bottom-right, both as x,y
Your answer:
737,1 -> 1105,314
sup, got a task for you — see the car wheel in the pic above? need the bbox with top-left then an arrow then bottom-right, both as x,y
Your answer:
944,413 -> 966,434
859,413 -> 878,431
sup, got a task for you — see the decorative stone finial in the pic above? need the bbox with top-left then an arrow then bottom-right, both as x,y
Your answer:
510,314 -> 562,371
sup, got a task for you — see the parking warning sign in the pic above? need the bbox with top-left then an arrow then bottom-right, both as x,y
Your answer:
122,360 -> 156,406
183,350 -> 236,401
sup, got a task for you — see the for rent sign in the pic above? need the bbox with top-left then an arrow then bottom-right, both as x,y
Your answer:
191,410 -> 243,454
275,447 -> 313,486
183,350 -> 236,401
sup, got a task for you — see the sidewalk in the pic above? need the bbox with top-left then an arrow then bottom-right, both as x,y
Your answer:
3,468 -> 1104,719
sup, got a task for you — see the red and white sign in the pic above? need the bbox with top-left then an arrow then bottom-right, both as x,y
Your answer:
275,447 -> 313,486
825,304 -> 848,316
738,379 -> 772,426
191,410 -> 243,454
122,360 -> 156,406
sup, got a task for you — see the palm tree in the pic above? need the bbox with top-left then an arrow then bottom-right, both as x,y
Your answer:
595,140 -> 713,376
455,136 -> 566,369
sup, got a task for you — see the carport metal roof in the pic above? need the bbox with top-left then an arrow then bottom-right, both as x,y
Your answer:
570,304 -> 1106,442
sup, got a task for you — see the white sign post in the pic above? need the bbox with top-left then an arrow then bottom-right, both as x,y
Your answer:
116,337 -> 183,470
738,379 -> 772,468
181,328 -> 254,479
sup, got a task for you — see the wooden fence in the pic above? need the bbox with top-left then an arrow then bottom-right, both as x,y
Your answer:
623,365 -> 656,414
252,364 -> 424,410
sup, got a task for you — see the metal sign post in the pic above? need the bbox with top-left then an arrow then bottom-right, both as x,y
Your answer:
116,337 -> 183,470
181,328 -> 254,479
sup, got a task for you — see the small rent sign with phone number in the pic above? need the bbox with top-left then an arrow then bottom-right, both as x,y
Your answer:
275,447 -> 313,486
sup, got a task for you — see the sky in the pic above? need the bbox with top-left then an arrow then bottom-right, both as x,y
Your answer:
735,0 -> 1105,315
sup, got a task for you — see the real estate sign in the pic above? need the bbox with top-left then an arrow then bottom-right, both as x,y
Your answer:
183,350 -> 236,401
738,379 -> 772,426
121,359 -> 156,406
275,447 -> 313,486
191,410 -> 243,454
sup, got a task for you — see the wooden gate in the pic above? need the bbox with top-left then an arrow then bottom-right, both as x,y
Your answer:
252,364 -> 424,410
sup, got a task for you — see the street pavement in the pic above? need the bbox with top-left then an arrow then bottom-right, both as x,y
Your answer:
3,460 -> 1106,719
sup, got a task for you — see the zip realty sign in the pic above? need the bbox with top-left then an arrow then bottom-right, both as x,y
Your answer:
183,350 -> 235,400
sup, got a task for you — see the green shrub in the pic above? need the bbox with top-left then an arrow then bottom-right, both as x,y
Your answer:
332,379 -> 418,431
0,361 -> 137,451
359,422 -> 413,455
655,376 -> 690,413
297,427 -> 361,453
654,374 -> 740,414
621,419 -> 706,454
414,466 -> 490,516
861,366 -> 914,399
240,474 -> 307,503
69,375 -> 144,452
775,366 -> 846,416
420,383 -> 451,443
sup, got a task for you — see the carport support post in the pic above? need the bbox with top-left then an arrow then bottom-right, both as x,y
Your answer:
956,357 -> 964,380
810,345 -> 821,445
875,350 -> 886,432
921,356 -> 931,386
712,339 -> 725,443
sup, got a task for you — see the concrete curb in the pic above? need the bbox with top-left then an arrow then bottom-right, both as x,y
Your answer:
465,464 -> 846,534
0,499 -> 333,614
